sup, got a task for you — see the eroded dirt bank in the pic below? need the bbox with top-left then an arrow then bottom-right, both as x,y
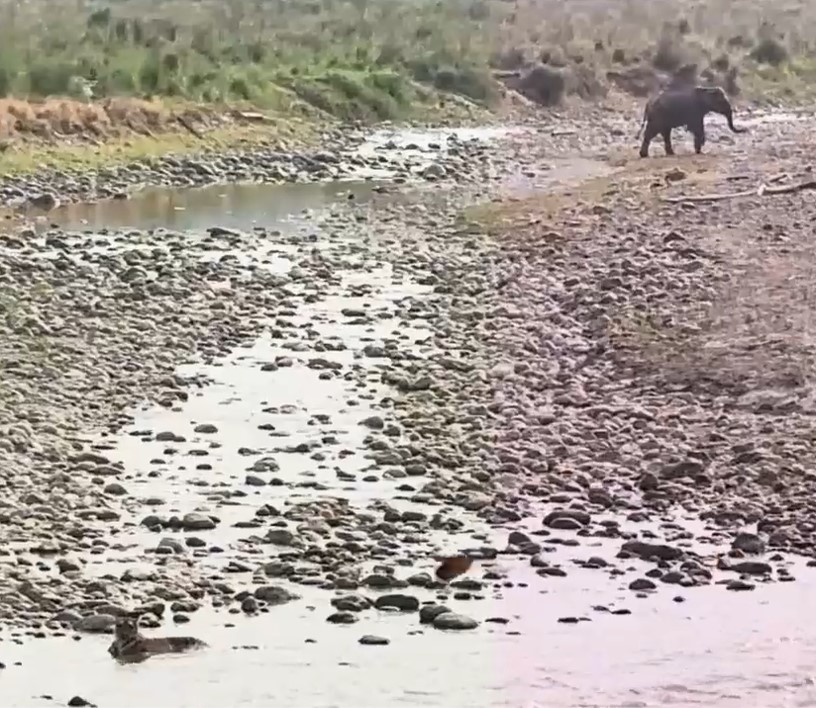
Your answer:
2,106 -> 816,706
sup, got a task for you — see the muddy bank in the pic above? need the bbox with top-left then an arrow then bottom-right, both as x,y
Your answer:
0,99 -> 647,216
2,108 -> 816,706
0,123 -> 519,214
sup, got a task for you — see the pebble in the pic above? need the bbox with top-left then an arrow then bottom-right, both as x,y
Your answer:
74,614 -> 116,633
67,698 -> 94,707
327,611 -> 358,624
374,594 -> 420,612
419,604 -> 451,624
358,635 -> 390,645
432,612 -> 479,630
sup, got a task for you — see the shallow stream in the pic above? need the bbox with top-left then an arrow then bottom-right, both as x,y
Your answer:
2,125 -> 815,708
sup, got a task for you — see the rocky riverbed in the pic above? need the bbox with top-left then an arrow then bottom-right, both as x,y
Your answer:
0,123 -> 524,213
3,106 -> 816,707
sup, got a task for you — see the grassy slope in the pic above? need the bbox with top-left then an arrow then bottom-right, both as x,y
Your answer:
0,0 -> 814,175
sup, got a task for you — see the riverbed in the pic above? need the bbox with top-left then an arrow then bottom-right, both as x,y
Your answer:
3,115 -> 816,708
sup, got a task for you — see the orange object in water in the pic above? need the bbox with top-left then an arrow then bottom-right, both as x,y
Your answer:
435,555 -> 473,581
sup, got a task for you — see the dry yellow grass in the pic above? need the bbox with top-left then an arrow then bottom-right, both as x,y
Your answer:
0,96 -> 184,141
0,99 -> 321,176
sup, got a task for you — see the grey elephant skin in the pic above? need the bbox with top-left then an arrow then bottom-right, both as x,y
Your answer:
636,86 -> 748,158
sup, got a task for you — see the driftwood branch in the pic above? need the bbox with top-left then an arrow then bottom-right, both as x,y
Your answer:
663,179 -> 816,204
176,114 -> 205,139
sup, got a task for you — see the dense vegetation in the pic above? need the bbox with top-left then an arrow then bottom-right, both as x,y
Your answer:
0,0 -> 815,121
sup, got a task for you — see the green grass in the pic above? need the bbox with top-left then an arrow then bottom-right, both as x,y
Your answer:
1,0 -> 816,124
0,0 -> 506,121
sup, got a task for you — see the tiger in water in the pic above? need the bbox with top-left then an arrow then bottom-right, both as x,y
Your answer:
108,615 -> 208,662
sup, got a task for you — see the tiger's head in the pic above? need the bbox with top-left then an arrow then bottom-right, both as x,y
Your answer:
114,615 -> 141,643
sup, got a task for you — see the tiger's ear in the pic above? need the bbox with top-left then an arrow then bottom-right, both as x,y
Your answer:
116,612 -> 138,626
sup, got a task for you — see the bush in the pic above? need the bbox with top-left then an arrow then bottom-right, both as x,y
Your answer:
727,35 -> 753,49
138,57 -> 161,93
230,77 -> 253,101
0,66 -> 15,97
0,0 -> 808,119
27,61 -> 76,96
86,8 -> 111,29
97,68 -> 137,96
566,63 -> 606,99
431,65 -> 498,104
540,48 -> 568,68
490,47 -> 527,71
750,38 -> 789,66
518,64 -> 566,106
368,70 -> 410,104
652,34 -> 686,72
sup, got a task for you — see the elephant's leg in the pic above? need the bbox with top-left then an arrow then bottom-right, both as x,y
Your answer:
639,123 -> 658,158
691,121 -> 706,154
662,129 -> 674,156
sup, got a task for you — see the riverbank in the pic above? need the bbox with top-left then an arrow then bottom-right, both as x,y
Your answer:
2,101 -> 816,707
0,119 -> 497,217
3,0 -> 816,209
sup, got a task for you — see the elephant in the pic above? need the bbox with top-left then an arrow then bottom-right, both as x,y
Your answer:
636,85 -> 747,158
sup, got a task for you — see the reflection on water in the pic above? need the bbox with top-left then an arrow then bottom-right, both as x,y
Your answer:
52,180 -> 386,233
4,555 -> 816,708
46,124 -> 525,233
360,125 -> 526,155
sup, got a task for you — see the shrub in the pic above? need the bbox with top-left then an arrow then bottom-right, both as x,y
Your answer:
540,48 -> 568,68
566,63 -> 606,99
490,47 -> 527,71
368,70 -> 410,104
0,0 -> 807,118
138,57 -> 161,93
750,38 -> 789,66
87,8 -> 111,29
27,61 -> 76,96
518,64 -> 566,106
162,53 -> 180,73
652,34 -> 686,72
229,77 -> 253,100
97,68 -> 137,96
728,35 -> 752,49
0,67 -> 12,97
432,65 -> 498,104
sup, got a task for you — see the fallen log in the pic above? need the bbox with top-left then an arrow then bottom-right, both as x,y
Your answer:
176,114 -> 205,139
662,179 -> 816,203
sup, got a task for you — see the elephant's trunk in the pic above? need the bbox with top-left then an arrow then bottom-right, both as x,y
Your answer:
723,106 -> 747,133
